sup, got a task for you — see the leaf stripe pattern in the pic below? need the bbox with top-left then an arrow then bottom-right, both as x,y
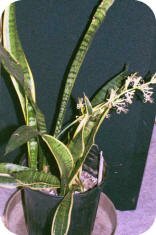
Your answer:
91,65 -> 129,106
5,125 -> 39,155
13,170 -> 60,189
54,0 -> 114,137
51,191 -> 74,235
0,42 -> 47,135
3,4 -> 38,169
0,163 -> 28,174
0,163 -> 60,189
42,134 -> 74,188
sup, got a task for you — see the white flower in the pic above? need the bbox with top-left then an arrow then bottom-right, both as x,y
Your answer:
0,0 -> 19,18
125,73 -> 137,88
113,101 -> 128,114
106,113 -> 110,119
125,90 -> 135,104
115,104 -> 128,114
108,89 -> 118,101
127,73 -> 143,87
138,81 -> 154,103
142,86 -> 154,103
106,73 -> 155,115
77,97 -> 84,110
106,89 -> 118,107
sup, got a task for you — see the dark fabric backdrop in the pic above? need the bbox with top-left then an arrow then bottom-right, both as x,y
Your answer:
0,0 -> 156,210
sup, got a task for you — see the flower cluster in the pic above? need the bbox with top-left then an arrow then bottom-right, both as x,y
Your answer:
76,73 -> 156,121
107,73 -> 156,114
77,97 -> 84,110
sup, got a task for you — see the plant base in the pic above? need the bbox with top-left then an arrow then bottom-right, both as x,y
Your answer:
3,190 -> 117,235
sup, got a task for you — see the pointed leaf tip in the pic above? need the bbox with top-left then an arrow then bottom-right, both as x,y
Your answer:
5,125 -> 39,155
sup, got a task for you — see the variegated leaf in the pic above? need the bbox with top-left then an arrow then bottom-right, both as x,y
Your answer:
3,4 -> 39,169
0,163 -> 29,174
13,170 -> 60,189
51,191 -> 74,235
91,65 -> 129,106
0,43 -> 47,134
54,0 -> 115,137
68,109 -> 109,187
42,134 -> 74,188
5,125 -> 39,155
0,163 -> 60,189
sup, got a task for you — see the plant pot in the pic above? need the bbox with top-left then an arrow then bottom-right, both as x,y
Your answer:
23,187 -> 100,235
4,189 -> 117,235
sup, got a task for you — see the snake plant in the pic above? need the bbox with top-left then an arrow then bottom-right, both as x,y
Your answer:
0,1 -> 155,235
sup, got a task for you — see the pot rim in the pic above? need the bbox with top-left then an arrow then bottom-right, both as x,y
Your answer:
24,184 -> 101,199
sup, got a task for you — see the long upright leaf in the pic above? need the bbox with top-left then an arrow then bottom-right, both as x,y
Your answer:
0,42 -> 24,85
0,42 -> 47,132
1,29 -> 48,159
68,128 -> 84,164
51,191 -> 74,235
68,108 -> 109,187
2,4 -> 35,117
54,0 -> 115,137
3,4 -> 38,169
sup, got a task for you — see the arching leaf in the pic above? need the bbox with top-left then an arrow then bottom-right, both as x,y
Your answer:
42,134 -> 74,188
91,65 -> 129,106
13,170 -> 60,189
0,43 -> 47,134
3,4 -> 38,169
5,125 -> 39,155
0,163 -> 29,174
0,163 -> 60,189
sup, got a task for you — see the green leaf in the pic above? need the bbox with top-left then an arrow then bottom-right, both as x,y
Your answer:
0,40 -> 47,168
13,170 -> 60,189
84,95 -> 93,115
68,124 -> 85,164
3,4 -> 39,169
54,0 -> 115,137
5,125 -> 39,155
3,4 -> 35,119
32,104 -> 47,134
3,4 -> 36,102
51,191 -> 74,235
91,65 -> 129,106
42,134 -> 74,187
0,42 -> 25,87
0,43 -> 47,133
0,163 -> 29,174
68,109 -> 109,187
0,163 -> 60,189
68,101 -> 105,184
